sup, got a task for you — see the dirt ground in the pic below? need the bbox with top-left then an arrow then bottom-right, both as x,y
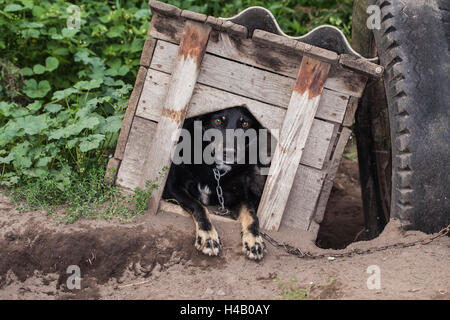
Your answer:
0,155 -> 449,300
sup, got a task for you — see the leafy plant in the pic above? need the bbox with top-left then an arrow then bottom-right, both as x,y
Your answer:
8,162 -> 163,223
0,0 -> 150,185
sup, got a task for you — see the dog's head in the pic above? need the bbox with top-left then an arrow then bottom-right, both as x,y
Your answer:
195,106 -> 261,169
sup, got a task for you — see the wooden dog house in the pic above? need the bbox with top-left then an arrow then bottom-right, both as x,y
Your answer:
106,0 -> 383,238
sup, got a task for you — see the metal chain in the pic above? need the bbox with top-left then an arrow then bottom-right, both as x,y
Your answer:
212,168 -> 230,216
260,224 -> 450,260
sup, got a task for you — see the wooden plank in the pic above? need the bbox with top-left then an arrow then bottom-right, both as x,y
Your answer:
138,67 -> 348,125
150,40 -> 351,115
149,0 -> 181,17
180,10 -> 207,23
252,29 -> 339,64
281,166 -> 326,230
140,21 -> 211,215
148,14 -> 368,97
343,96 -> 359,127
105,157 -> 121,185
257,57 -> 331,231
140,37 -> 157,67
313,127 -> 352,226
340,54 -> 384,78
114,66 -> 148,160
116,117 -> 157,191
136,68 -> 334,170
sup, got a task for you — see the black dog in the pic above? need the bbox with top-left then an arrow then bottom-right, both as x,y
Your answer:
162,106 -> 267,260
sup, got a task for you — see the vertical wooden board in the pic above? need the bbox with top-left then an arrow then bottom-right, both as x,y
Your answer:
302,120 -> 335,170
140,37 -> 157,67
114,66 -> 148,160
105,157 -> 121,185
343,96 -> 359,127
312,127 -> 352,226
141,21 -> 211,214
116,117 -> 157,191
281,166 -> 326,230
257,57 -> 331,231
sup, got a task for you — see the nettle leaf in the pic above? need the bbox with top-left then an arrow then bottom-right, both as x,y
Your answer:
51,47 -> 69,56
61,27 -> 79,38
44,104 -> 63,114
4,4 -> 24,12
0,152 -> 14,164
79,134 -> 105,152
23,114 -> 48,135
35,156 -> 52,167
50,33 -> 63,40
23,29 -> 40,38
12,141 -> 32,169
52,88 -> 78,101
74,79 -> 103,91
23,79 -> 51,98
49,117 -> 99,140
20,67 -> 33,76
134,9 -> 150,19
76,98 -> 99,119
130,38 -> 144,53
10,108 -> 29,118
33,64 -> 46,74
26,101 -> 42,113
45,57 -> 59,72
66,137 -> 80,149
20,22 -> 44,29
0,121 -> 22,146
23,167 -> 47,178
0,101 -> 17,117
106,25 -> 124,38
32,5 -> 46,18
99,115 -> 123,134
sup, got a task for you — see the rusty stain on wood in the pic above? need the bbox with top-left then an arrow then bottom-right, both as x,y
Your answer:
294,57 -> 330,99
178,23 -> 211,68
161,107 -> 187,123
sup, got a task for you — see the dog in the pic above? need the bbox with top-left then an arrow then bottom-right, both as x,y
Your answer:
162,106 -> 268,260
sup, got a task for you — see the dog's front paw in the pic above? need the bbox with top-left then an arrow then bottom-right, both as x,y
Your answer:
242,232 -> 266,260
195,228 -> 221,256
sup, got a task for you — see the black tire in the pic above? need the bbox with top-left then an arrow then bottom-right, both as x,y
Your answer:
352,0 -> 450,234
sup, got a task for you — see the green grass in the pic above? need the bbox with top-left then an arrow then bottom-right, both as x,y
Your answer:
275,276 -> 338,300
8,161 -> 163,223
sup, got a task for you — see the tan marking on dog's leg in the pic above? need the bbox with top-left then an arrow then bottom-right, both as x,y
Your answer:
239,205 -> 265,260
192,207 -> 221,256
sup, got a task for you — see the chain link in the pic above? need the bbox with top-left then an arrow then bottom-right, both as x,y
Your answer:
260,224 -> 450,259
212,168 -> 230,216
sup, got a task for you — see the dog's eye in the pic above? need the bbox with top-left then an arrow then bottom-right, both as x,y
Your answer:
242,121 -> 249,128
214,118 -> 222,125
